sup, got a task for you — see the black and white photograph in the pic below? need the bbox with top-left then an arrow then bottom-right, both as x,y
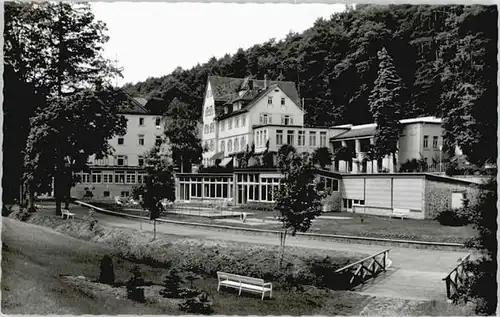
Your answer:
2,1 -> 497,315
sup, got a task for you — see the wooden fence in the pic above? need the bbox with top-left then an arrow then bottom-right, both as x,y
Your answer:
442,253 -> 471,300
334,248 -> 391,289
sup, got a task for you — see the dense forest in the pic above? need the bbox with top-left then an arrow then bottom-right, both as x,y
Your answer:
124,5 -> 496,127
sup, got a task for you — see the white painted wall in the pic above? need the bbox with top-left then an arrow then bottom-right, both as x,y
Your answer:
249,86 -> 304,127
89,113 -> 162,167
201,81 -> 217,164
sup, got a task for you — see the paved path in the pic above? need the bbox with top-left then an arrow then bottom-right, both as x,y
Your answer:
39,205 -> 473,301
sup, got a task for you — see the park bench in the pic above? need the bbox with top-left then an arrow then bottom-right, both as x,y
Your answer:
217,271 -> 272,300
391,208 -> 409,219
61,208 -> 75,220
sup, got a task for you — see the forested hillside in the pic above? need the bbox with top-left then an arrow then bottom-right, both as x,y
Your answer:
124,4 -> 497,163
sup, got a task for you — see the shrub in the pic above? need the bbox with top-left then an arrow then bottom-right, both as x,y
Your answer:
126,266 -> 145,303
178,287 -> 203,298
8,205 -> 32,221
435,209 -> 468,226
179,291 -> 214,314
160,268 -> 183,298
99,255 -> 115,285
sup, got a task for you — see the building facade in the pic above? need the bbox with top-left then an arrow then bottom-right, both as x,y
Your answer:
201,76 -> 336,166
174,168 -> 477,220
330,117 -> 450,174
71,96 -> 165,201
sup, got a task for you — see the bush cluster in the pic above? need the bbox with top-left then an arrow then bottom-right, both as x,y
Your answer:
435,209 -> 469,227
178,291 -> 214,314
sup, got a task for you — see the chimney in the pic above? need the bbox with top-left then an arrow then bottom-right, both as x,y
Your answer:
264,74 -> 267,89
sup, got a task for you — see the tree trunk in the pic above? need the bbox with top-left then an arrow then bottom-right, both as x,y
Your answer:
279,228 -> 288,269
54,158 -> 64,216
27,182 -> 35,212
64,169 -> 71,209
19,182 -> 25,207
153,219 -> 157,240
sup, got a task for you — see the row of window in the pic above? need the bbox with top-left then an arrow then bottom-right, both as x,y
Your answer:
219,136 -> 247,153
276,130 -> 327,147
267,96 -> 286,107
94,155 -> 146,167
177,175 -> 282,203
137,117 -> 162,128
77,171 -> 148,184
204,122 -> 215,134
423,135 -> 440,149
116,135 -> 162,146
318,176 -> 340,192
258,113 -> 294,125
220,115 -> 247,132
203,114 -> 249,135
342,198 -> 365,209
177,176 -> 234,200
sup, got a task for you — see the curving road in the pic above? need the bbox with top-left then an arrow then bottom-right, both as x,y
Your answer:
38,204 -> 474,301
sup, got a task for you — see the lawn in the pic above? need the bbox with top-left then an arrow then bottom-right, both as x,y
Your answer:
92,199 -> 476,244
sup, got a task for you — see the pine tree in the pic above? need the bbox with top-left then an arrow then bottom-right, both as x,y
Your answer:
368,47 -> 406,167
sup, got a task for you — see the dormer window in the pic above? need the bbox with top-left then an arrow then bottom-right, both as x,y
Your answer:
224,106 -> 228,114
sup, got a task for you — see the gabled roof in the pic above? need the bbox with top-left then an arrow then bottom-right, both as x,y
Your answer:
119,92 -> 150,115
207,76 -> 301,118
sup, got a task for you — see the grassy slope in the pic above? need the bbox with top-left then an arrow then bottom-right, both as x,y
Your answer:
4,215 -> 473,315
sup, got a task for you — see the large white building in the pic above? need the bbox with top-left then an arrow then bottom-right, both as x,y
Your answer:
201,76 -> 342,167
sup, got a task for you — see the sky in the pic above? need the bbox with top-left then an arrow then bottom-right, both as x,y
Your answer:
91,2 -> 347,86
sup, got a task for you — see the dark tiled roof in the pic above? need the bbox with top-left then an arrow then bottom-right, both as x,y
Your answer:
119,93 -> 150,115
208,76 -> 301,117
332,125 -> 376,140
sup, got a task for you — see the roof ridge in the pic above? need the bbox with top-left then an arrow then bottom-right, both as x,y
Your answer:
120,89 -> 150,114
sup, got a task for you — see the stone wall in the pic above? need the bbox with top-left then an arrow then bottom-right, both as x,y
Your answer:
424,179 -> 479,219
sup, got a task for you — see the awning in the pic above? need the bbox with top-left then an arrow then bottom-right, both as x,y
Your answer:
210,151 -> 224,161
219,157 -> 233,167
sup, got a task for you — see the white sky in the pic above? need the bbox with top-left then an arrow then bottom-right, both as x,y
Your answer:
91,2 -> 347,86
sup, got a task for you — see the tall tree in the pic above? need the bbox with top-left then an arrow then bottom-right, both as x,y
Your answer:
435,6 -> 497,167
368,47 -> 406,167
5,2 -> 122,213
164,98 -> 203,173
24,86 -> 128,213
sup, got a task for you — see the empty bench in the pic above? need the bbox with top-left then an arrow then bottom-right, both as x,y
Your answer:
217,272 -> 272,300
391,208 -> 409,219
61,209 -> 75,220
